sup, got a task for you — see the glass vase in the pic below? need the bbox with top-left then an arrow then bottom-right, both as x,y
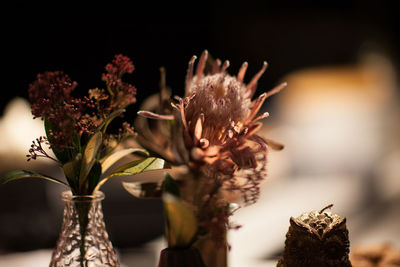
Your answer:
49,191 -> 119,267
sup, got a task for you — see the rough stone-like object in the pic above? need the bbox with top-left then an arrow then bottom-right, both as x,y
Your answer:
277,205 -> 352,267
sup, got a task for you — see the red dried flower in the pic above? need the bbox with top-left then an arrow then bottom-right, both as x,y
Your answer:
28,71 -> 96,152
27,54 -> 137,157
101,54 -> 137,111
29,71 -> 77,118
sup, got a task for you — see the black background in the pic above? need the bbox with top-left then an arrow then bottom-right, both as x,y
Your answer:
2,2 -> 399,118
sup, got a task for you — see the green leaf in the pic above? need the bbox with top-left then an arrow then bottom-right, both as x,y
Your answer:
100,148 -> 149,173
163,193 -> 198,248
109,157 -> 170,178
98,109 -> 125,133
62,154 -> 81,191
63,155 -> 81,180
1,170 -> 69,187
162,173 -> 180,197
79,132 -> 103,189
122,181 -> 162,198
93,157 -> 170,193
87,160 -> 102,194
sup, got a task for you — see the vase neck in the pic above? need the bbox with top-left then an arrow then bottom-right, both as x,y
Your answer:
60,191 -> 106,226
61,190 -> 105,202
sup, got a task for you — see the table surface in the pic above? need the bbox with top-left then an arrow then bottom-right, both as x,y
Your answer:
0,248 -> 278,267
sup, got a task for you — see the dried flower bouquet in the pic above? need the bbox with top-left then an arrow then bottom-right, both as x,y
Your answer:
2,54 -> 169,195
1,54 -> 169,267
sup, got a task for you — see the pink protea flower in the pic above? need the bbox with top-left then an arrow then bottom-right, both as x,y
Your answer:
138,50 -> 285,204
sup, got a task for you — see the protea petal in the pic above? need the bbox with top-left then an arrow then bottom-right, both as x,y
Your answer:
237,61 -> 248,83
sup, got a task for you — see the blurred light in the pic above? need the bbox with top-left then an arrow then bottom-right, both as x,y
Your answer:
0,97 -> 46,156
273,51 -> 398,175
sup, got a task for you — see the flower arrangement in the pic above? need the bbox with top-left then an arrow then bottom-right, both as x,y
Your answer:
2,54 -> 169,195
1,51 -> 283,267
1,54 -> 169,267
124,50 -> 285,266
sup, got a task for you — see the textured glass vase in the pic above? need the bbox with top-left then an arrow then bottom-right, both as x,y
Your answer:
49,191 -> 119,267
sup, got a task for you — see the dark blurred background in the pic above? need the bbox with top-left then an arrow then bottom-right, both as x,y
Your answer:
2,2 -> 399,117
1,2 -> 399,266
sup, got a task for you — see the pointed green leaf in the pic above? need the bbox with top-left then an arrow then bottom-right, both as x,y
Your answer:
87,160 -> 102,194
1,170 -> 69,187
93,157 -> 170,193
79,132 -> 102,189
122,181 -> 162,198
62,154 -> 82,192
63,155 -> 81,180
163,193 -> 198,248
162,173 -> 180,197
98,109 -> 125,133
109,157 -> 170,178
100,148 -> 149,173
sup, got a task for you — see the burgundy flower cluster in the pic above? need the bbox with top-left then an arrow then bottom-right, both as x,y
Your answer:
27,54 -> 137,159
28,71 -> 96,152
101,54 -> 137,112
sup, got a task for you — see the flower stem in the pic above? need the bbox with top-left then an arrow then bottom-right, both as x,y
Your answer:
75,200 -> 91,267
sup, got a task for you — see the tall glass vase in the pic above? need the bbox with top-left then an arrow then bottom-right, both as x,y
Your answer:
49,191 -> 119,267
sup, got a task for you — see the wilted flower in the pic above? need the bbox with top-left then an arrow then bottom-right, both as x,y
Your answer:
133,51 -> 285,252
138,50 -> 285,204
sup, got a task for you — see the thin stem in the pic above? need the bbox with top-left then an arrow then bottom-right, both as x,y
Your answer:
35,154 -> 60,164
75,201 -> 91,267
319,204 -> 334,214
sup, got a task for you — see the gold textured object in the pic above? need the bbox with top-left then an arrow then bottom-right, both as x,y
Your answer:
277,205 -> 352,267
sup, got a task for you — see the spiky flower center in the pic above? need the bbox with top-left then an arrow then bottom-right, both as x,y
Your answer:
186,73 -> 251,143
